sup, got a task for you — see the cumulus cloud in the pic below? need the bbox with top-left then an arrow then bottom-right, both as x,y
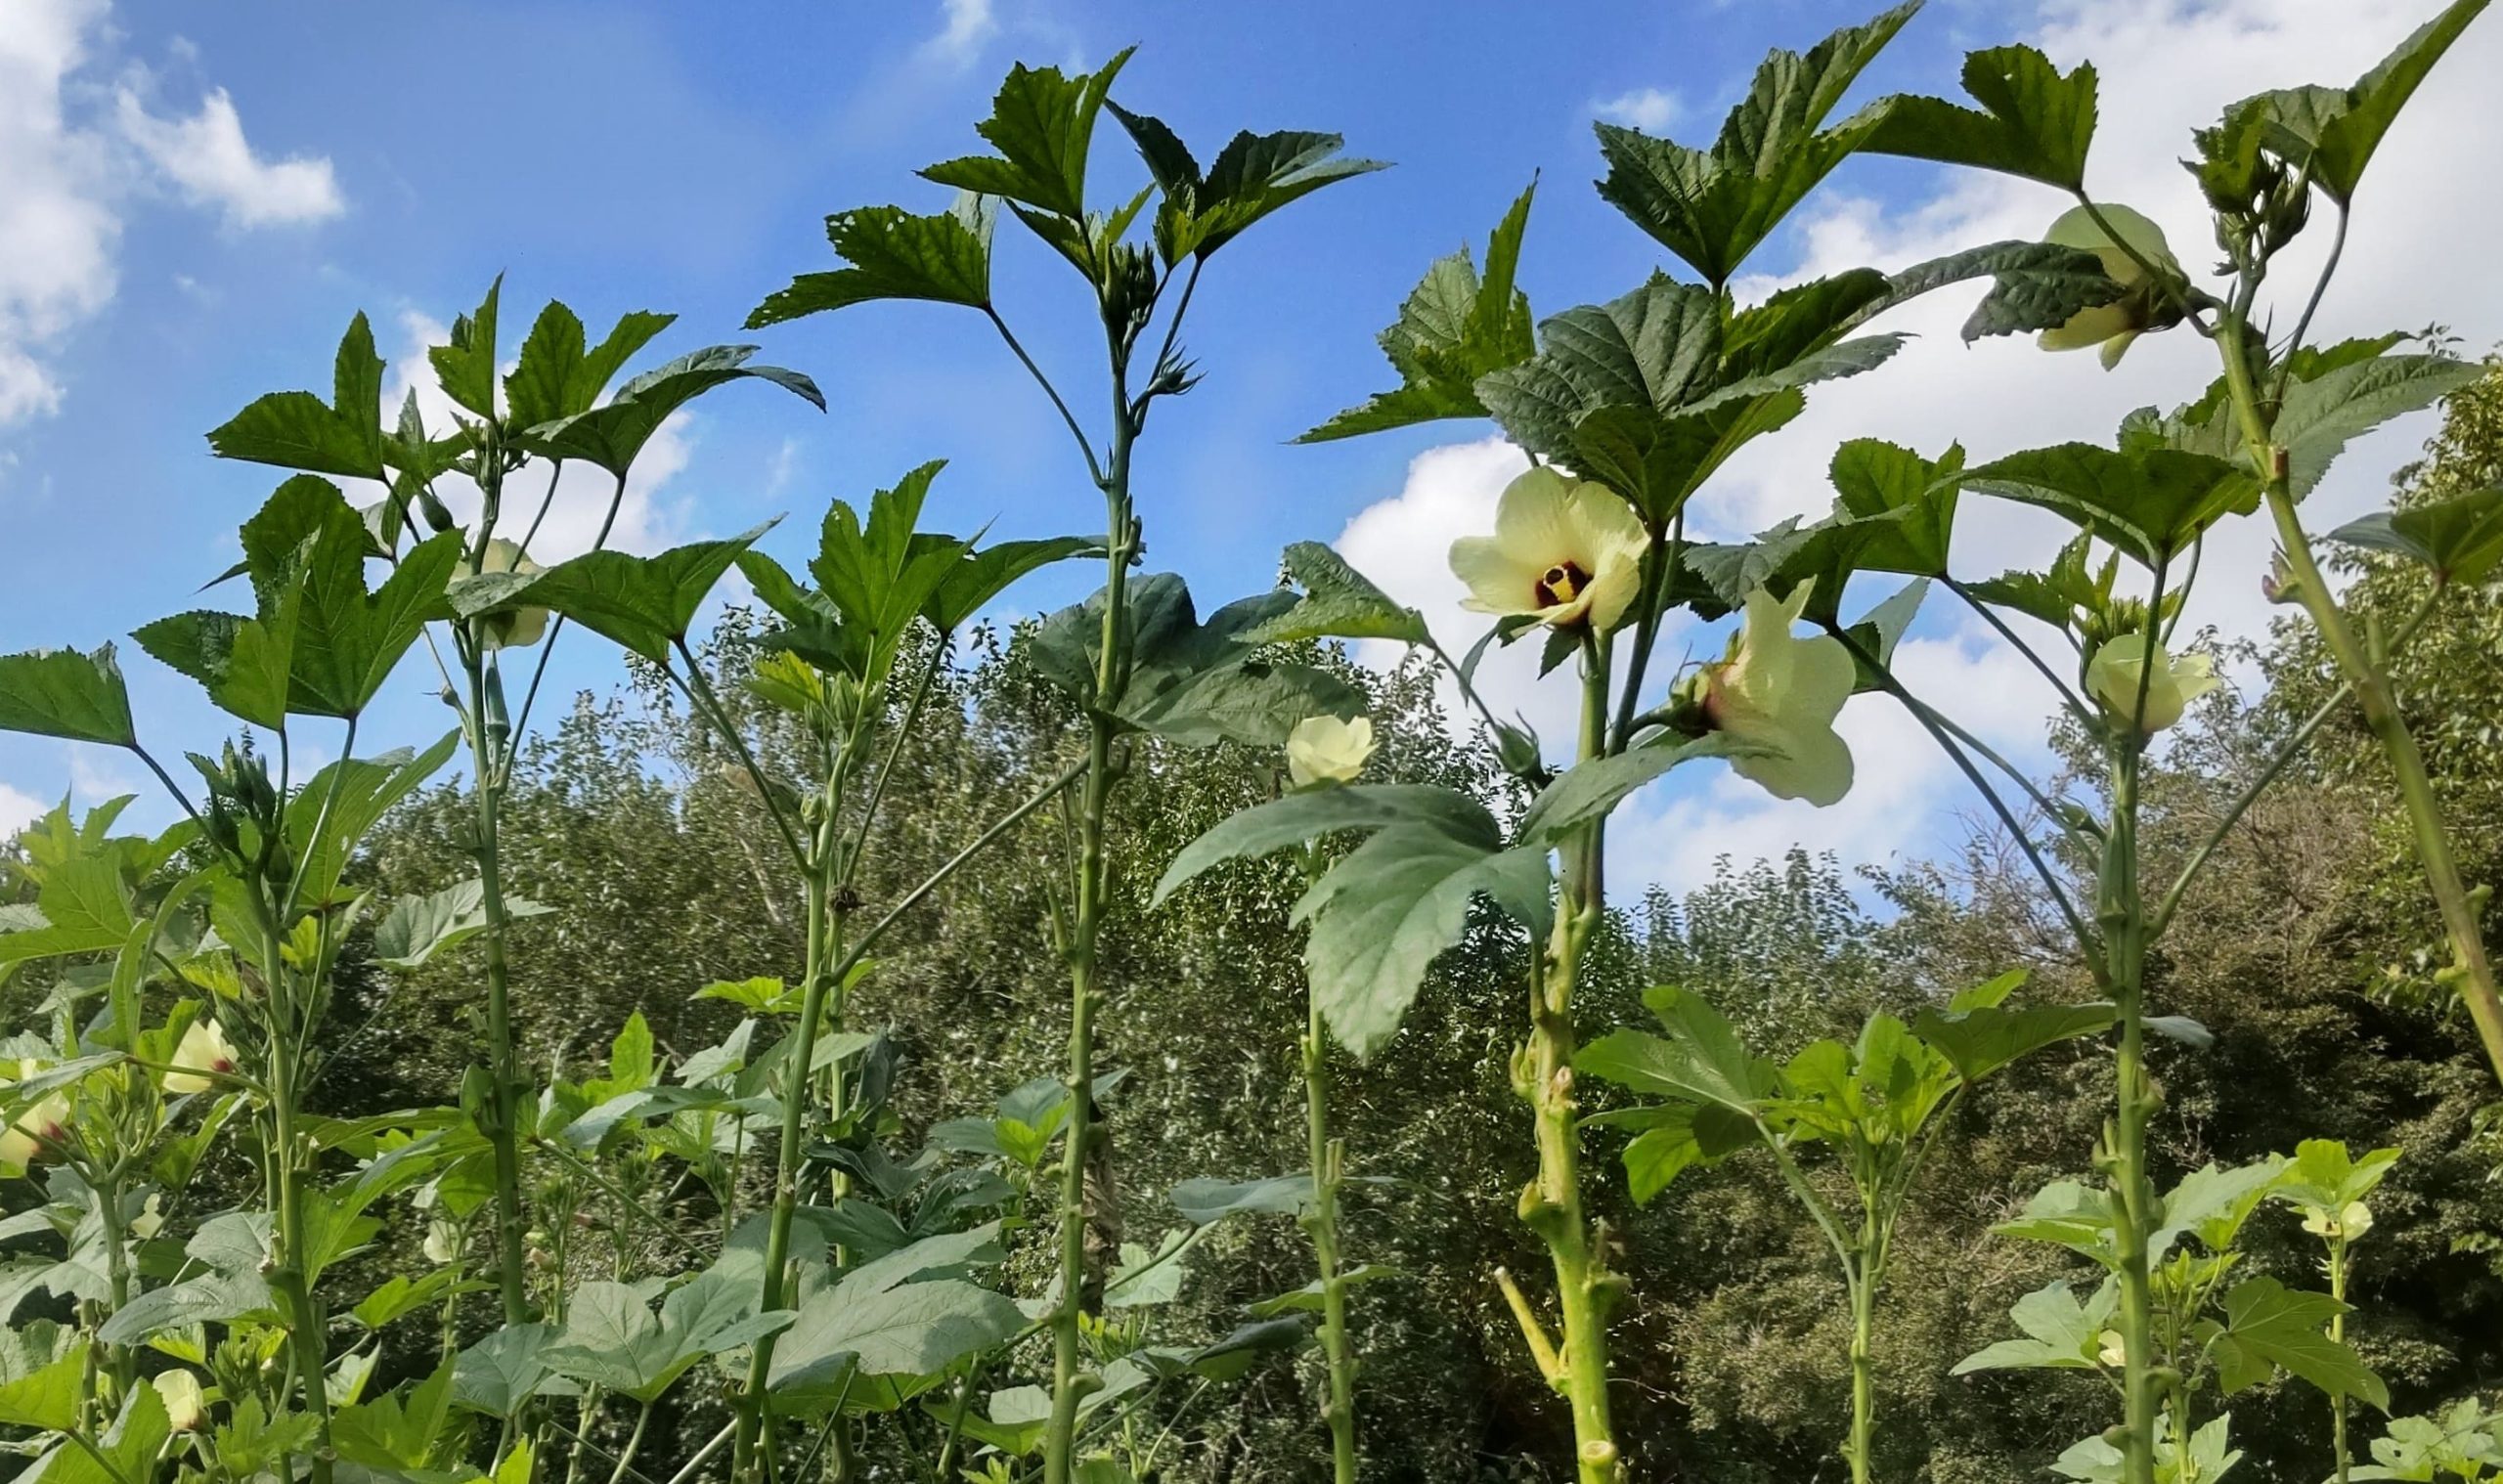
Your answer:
0,783 -> 44,838
922,0 -> 998,66
0,1 -> 341,431
1333,0 -> 2497,896
114,86 -> 345,228
1594,87 -> 1681,132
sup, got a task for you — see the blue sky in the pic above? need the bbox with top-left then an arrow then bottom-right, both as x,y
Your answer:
4,0 -> 2497,895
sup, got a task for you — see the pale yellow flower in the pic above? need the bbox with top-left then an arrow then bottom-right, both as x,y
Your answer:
153,1370 -> 207,1431
162,1020 -> 240,1095
1449,466 -> 1647,633
1696,584 -> 1857,807
2086,633 -> 2217,733
1286,716 -> 1376,789
0,1092 -> 71,1176
2302,1200 -> 2375,1241
461,538 -> 550,650
130,1194 -> 165,1240
2038,203 -> 2181,370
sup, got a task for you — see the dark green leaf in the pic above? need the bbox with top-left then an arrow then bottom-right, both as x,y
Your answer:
2330,487 -> 2503,583
207,312 -> 387,479
2249,0 -> 2488,204
458,522 -> 777,662
520,347 -> 824,475
749,197 -> 995,327
2214,1277 -> 2388,1408
1914,999 -> 2115,1083
505,301 -> 678,428
769,1279 -> 1026,1391
1154,784 -> 1501,906
1593,3 -> 1919,285
1298,181 -> 1537,441
2274,354 -> 2481,499
0,646 -> 136,748
1296,829 -> 1551,1057
1240,542 -> 1428,646
1865,45 -> 2098,190
1966,442 -> 2258,568
1516,736 -> 1753,848
920,50 -> 1135,218
427,278 -> 502,420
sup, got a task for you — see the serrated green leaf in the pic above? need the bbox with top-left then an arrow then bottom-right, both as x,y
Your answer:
1295,828 -> 1551,1057
2214,1277 -> 2387,1408
749,197 -> 995,327
920,50 -> 1135,219
1155,784 -> 1501,906
1966,442 -> 2258,568
519,347 -> 823,474
2248,0 -> 2489,205
207,312 -> 387,479
1866,44 -> 2098,190
505,301 -> 677,428
372,881 -> 555,970
1241,542 -> 1427,646
457,521 -> 776,662
1593,2 -> 1918,285
1299,181 -> 1537,441
2273,354 -> 2481,499
768,1279 -> 1026,1391
0,646 -> 136,748
1952,1279 -> 2115,1375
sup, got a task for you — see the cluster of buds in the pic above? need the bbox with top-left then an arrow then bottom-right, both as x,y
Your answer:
196,740 -> 289,880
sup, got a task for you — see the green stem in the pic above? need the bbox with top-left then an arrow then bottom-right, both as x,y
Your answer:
734,757 -> 843,1481
466,642 -> 534,1330
2328,1233 -> 2351,1484
1042,286 -> 1142,1484
1846,1255 -> 1876,1484
2218,325 -> 2503,1088
2104,733 -> 2162,1484
1515,640 -> 1621,1483
1298,850 -> 1359,1484
266,987 -> 336,1482
605,1404 -> 653,1484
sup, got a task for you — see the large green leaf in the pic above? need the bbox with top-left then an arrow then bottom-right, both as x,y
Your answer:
1826,438 -> 1963,577
1478,273 -> 1898,520
286,732 -> 461,910
2212,1277 -> 2388,1408
29,1380 -> 169,1484
1239,542 -> 1428,646
1298,182 -> 1537,441
1031,575 -> 1362,748
250,476 -> 459,720
1154,784 -> 1501,906
1295,827 -> 1551,1057
925,535 -> 1100,633
543,1274 -> 794,1404
0,1340 -> 87,1430
1168,1174 -> 1316,1225
749,197 -> 996,327
1109,108 -> 1385,264
1952,1279 -> 2116,1374
372,881 -> 555,970
427,278 -> 503,420
0,854 -> 137,967
206,312 -> 387,479
0,646 -> 136,748
456,522 -> 776,662
452,1324 -> 579,1419
1593,2 -> 1918,285
519,347 -> 823,475
768,1279 -> 1027,1392
2249,0 -> 2489,205
1965,442 -> 2258,568
1912,998 -> 2115,1084
1865,45 -> 2098,190
1515,736 -> 1752,848
505,301 -> 677,429
2329,487 -> 2503,584
2273,353 -> 2481,499
1576,986 -> 1778,1115
920,50 -> 1134,219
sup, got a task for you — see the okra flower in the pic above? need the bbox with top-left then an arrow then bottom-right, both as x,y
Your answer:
153,1371 -> 207,1432
1449,466 -> 1647,633
1692,583 -> 1856,807
2085,633 -> 2216,734
2038,203 -> 2181,370
2302,1201 -> 2374,1241
163,1020 -> 240,1095
460,537 -> 550,650
0,1093 -> 71,1176
1287,715 -> 1376,789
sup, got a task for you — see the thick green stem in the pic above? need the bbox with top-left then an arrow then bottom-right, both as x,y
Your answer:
467,650 -> 534,1329
1515,647 -> 1620,1484
2328,1234 -> 2351,1484
268,1016 -> 335,1483
2218,322 -> 2503,1088
1297,851 -> 1359,1483
1846,1261 -> 1876,1484
735,764 -> 843,1482
2102,740 -> 2163,1484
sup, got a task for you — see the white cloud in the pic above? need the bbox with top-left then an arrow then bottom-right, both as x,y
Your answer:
0,1 -> 343,431
1333,0 -> 2497,896
1594,87 -> 1681,132
0,783 -> 44,838
922,0 -> 998,65
377,312 -> 696,560
114,85 -> 344,228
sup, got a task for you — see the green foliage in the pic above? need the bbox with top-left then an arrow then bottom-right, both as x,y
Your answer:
1866,44 -> 2099,191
